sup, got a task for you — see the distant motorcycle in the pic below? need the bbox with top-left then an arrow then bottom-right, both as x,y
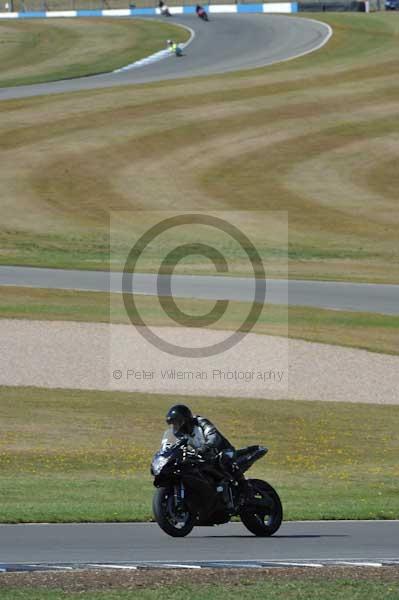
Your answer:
151,431 -> 283,537
159,1 -> 172,16
196,4 -> 209,20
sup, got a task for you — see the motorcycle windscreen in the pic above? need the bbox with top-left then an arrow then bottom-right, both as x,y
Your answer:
161,427 -> 178,449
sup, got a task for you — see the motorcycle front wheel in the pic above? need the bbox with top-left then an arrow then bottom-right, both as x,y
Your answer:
152,486 -> 195,537
240,479 -> 283,536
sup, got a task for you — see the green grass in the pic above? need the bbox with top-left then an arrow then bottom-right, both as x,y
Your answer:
0,476 -> 153,523
0,19 -> 189,87
1,581 -> 399,600
1,286 -> 399,355
0,386 -> 398,522
1,14 -> 399,281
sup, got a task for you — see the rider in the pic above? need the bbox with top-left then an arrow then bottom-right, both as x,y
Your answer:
166,40 -> 183,56
195,4 -> 207,17
159,0 -> 171,15
166,39 -> 181,56
165,404 -> 248,499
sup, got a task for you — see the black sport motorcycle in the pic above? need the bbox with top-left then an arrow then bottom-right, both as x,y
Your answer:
151,431 -> 282,537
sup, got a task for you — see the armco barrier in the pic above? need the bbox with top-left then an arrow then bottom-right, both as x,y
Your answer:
0,3 -> 298,17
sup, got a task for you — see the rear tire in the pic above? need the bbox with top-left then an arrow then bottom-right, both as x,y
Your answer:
240,479 -> 282,537
153,487 -> 195,537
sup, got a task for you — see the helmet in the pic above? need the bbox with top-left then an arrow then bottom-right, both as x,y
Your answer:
166,404 -> 193,436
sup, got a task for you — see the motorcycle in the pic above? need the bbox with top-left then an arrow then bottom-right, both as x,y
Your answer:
196,7 -> 209,21
159,1 -> 172,16
151,430 -> 283,537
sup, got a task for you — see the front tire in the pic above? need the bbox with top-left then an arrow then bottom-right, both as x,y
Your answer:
240,479 -> 282,537
152,487 -> 195,537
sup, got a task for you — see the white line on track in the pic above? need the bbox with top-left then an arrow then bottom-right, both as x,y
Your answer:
273,562 -> 324,568
88,564 -> 138,569
113,22 -> 195,73
1,559 -> 398,572
269,18 -> 333,67
162,564 -> 202,569
339,561 -> 383,567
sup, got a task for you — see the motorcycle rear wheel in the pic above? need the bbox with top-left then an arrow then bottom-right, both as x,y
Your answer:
153,486 -> 195,537
240,479 -> 282,536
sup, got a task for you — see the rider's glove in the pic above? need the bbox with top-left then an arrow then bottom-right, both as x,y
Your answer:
185,445 -> 198,457
198,445 -> 217,459
194,449 -> 203,458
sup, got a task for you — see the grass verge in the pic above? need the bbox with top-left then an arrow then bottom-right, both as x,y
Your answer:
0,386 -> 398,522
1,286 -> 398,355
1,577 -> 399,600
0,19 -> 189,87
1,15 -> 399,281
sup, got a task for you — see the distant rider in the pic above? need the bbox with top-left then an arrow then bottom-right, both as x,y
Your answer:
159,0 -> 172,15
165,404 -> 249,499
195,4 -> 208,19
166,39 -> 182,56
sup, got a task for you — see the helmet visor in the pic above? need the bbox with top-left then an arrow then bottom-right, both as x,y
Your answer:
166,414 -> 185,436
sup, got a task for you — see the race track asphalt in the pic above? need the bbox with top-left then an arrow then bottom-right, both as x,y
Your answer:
1,266 -> 399,314
0,521 -> 398,566
0,15 -> 331,101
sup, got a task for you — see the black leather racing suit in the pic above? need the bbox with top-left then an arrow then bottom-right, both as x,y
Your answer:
179,415 -> 246,490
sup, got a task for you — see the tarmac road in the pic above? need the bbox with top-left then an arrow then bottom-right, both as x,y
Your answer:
1,266 -> 399,314
0,521 -> 398,566
0,15 -> 331,101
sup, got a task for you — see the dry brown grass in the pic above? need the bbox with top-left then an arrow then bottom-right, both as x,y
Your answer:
0,19 -> 188,87
1,566 -> 399,594
1,14 -> 399,280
